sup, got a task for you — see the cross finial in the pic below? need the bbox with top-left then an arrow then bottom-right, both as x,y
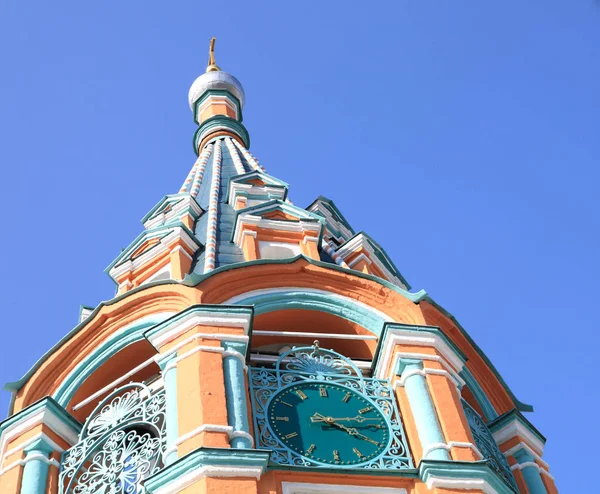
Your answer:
206,37 -> 221,72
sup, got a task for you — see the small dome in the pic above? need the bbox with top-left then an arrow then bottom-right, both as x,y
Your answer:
188,71 -> 245,111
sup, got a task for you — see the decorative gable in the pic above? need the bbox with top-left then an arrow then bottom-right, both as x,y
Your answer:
227,171 -> 289,210
232,200 -> 323,262
106,225 -> 201,293
142,194 -> 203,231
307,196 -> 354,244
335,232 -> 410,289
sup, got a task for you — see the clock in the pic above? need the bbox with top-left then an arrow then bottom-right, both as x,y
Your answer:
267,382 -> 390,466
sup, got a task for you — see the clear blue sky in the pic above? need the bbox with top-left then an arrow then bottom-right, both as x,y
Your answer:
1,1 -> 597,490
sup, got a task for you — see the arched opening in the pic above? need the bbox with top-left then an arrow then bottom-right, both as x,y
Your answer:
252,309 -> 377,360
67,339 -> 160,422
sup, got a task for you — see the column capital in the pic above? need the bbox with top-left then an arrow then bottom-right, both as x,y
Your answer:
488,408 -> 546,455
144,447 -> 270,494
0,396 -> 81,456
144,304 -> 254,352
419,459 -> 517,494
374,323 -> 467,391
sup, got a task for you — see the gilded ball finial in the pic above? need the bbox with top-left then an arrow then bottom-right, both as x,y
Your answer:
206,37 -> 221,72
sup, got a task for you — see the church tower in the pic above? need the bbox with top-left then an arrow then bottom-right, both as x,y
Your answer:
0,40 -> 557,494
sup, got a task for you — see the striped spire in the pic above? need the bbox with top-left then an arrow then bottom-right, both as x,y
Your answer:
225,137 -> 246,175
190,143 -> 214,198
203,140 -> 223,273
232,138 -> 265,173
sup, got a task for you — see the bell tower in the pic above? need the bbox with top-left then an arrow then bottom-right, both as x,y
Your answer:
0,40 -> 557,494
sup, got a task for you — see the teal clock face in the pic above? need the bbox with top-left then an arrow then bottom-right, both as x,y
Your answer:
267,382 -> 390,465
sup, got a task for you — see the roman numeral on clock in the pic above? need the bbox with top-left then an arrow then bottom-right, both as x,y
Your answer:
295,390 -> 308,400
319,387 -> 327,397
359,406 -> 373,414
342,392 -> 352,403
285,432 -> 298,439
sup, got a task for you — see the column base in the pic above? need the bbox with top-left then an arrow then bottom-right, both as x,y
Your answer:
419,460 -> 517,494
144,447 -> 270,494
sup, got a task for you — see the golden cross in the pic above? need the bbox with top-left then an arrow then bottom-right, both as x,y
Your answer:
206,37 -> 220,72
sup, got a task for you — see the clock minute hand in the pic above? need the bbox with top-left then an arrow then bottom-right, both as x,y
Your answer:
326,420 -> 381,447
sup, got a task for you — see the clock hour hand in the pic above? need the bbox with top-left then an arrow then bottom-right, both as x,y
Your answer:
317,416 -> 381,447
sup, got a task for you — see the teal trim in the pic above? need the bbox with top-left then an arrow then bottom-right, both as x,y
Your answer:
158,356 -> 179,465
372,322 -> 467,376
0,396 -> 81,438
183,255 -> 427,304
193,89 -> 243,125
487,409 -> 546,444
229,288 -> 385,336
343,230 -> 412,290
20,438 -> 54,494
306,195 -> 356,236
229,169 -> 289,188
193,116 -> 250,153
5,257 -> 425,415
222,341 -> 251,448
144,447 -> 270,493
419,459 -> 518,494
397,359 -> 450,461
141,194 -> 202,224
51,315 -> 171,407
513,450 -> 547,493
104,222 -> 200,274
460,368 -> 498,421
423,296 -> 534,413
230,199 -> 325,242
143,304 -> 254,348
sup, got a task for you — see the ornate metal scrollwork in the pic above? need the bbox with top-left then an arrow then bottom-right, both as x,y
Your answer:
249,341 -> 413,470
59,383 -> 166,494
462,400 -> 518,492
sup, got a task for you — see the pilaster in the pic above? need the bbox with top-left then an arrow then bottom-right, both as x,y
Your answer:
489,410 -> 556,494
144,305 -> 254,464
144,447 -> 269,494
374,323 -> 480,464
0,397 -> 81,494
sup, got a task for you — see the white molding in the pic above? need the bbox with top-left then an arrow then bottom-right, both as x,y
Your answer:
390,351 -> 465,388
510,459 -> 555,480
228,181 -> 286,207
143,195 -> 203,230
163,344 -> 247,374
492,419 -> 545,455
0,409 -> 78,471
306,202 -> 353,240
394,367 -> 463,389
233,213 -> 322,247
62,311 -> 176,411
223,287 -> 394,323
109,227 -> 199,281
282,482 -> 406,494
252,330 -> 377,341
425,476 -> 495,493
375,330 -> 466,380
347,252 -> 372,268
153,464 -> 264,494
503,442 -> 549,470
421,441 -> 483,460
336,234 -> 406,289
0,453 -> 61,476
147,311 -> 252,349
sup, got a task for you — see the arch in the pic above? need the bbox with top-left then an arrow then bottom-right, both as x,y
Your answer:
223,287 -> 394,337
53,312 -> 174,409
